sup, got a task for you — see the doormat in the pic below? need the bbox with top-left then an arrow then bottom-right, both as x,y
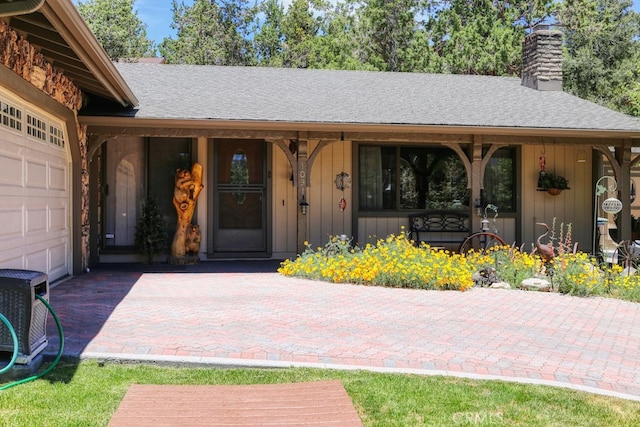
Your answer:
108,380 -> 363,426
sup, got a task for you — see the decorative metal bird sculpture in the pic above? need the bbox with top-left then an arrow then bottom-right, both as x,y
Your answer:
535,222 -> 555,262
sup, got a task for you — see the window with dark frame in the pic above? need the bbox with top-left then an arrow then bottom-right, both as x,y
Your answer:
358,145 -> 516,213
482,147 -> 516,212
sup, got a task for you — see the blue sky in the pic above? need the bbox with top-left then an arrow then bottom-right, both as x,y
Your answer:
136,0 -> 189,45
137,0 -> 640,47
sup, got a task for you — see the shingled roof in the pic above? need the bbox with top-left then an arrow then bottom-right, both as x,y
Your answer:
112,63 -> 640,133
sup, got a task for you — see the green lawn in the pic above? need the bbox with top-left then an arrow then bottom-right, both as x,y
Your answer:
0,360 -> 639,426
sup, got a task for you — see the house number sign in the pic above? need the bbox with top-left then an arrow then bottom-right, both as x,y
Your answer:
298,168 -> 306,187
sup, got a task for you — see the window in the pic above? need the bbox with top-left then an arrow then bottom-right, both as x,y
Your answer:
27,113 -> 47,142
359,145 -> 469,211
358,145 -> 517,212
482,147 -> 516,212
49,124 -> 65,148
0,99 -> 22,132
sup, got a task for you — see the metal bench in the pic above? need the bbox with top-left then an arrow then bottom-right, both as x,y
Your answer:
408,210 -> 471,250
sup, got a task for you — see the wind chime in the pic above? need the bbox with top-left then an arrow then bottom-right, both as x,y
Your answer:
335,171 -> 351,211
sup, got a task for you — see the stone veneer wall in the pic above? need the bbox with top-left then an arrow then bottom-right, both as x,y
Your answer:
0,20 -> 90,271
521,28 -> 563,91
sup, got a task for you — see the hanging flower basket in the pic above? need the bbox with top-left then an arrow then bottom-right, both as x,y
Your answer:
537,171 -> 569,194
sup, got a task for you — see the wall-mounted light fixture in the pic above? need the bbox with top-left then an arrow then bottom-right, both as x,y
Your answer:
299,195 -> 309,215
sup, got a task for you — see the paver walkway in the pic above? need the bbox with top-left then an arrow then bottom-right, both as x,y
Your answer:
44,262 -> 640,401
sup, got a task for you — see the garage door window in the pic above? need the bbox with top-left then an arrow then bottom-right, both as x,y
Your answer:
26,113 -> 47,142
49,125 -> 65,148
1,100 -> 22,132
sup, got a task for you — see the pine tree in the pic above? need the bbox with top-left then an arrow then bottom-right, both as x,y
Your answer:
76,0 -> 156,60
135,197 -> 168,263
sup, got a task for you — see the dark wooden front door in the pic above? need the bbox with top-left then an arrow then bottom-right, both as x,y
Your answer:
212,140 -> 267,254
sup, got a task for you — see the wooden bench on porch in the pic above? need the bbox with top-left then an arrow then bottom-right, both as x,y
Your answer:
408,210 -> 471,250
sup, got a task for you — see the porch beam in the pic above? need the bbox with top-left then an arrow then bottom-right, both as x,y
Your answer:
84,125 -> 634,148
85,126 -> 299,140
484,136 -> 628,147
80,116 -> 640,140
309,132 -> 473,144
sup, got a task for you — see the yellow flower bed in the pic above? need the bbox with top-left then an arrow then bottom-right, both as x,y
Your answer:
278,231 -> 640,302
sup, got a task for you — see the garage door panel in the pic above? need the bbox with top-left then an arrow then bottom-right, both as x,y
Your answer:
26,205 -> 46,229
0,151 -> 23,187
0,236 -> 24,257
0,206 -> 23,238
24,247 -> 47,273
25,159 -> 47,189
0,251 -> 23,270
49,164 -> 67,191
48,242 -> 68,277
49,205 -> 67,232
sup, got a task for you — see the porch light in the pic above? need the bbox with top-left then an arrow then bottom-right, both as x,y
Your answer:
299,195 -> 309,215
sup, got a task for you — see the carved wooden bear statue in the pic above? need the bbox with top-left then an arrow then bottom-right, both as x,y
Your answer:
185,224 -> 201,255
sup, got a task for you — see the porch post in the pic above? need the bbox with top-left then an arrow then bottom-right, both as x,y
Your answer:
470,136 -> 483,233
296,139 -> 309,254
615,142 -> 632,241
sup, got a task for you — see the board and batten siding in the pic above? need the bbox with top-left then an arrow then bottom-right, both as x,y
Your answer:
307,141 -> 353,248
271,143 -> 298,259
274,142 -> 592,258
357,217 -> 406,247
520,144 -> 592,252
357,215 -> 516,249
272,140 -> 353,257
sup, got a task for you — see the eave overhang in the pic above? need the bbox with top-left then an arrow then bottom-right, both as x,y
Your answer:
79,116 -> 640,146
1,0 -> 137,107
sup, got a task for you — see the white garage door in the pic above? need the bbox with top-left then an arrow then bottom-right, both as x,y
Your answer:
0,91 -> 71,282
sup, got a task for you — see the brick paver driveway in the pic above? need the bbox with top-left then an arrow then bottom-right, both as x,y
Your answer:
45,263 -> 640,401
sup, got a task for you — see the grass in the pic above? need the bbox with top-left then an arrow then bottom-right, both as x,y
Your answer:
1,360 -> 639,426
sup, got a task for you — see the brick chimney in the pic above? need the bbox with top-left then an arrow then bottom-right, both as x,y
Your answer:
521,25 -> 563,91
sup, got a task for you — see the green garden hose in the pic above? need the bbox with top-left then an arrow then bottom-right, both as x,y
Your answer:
0,312 -> 18,375
0,294 -> 64,391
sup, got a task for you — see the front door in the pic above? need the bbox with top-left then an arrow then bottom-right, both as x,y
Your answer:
212,139 -> 267,254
